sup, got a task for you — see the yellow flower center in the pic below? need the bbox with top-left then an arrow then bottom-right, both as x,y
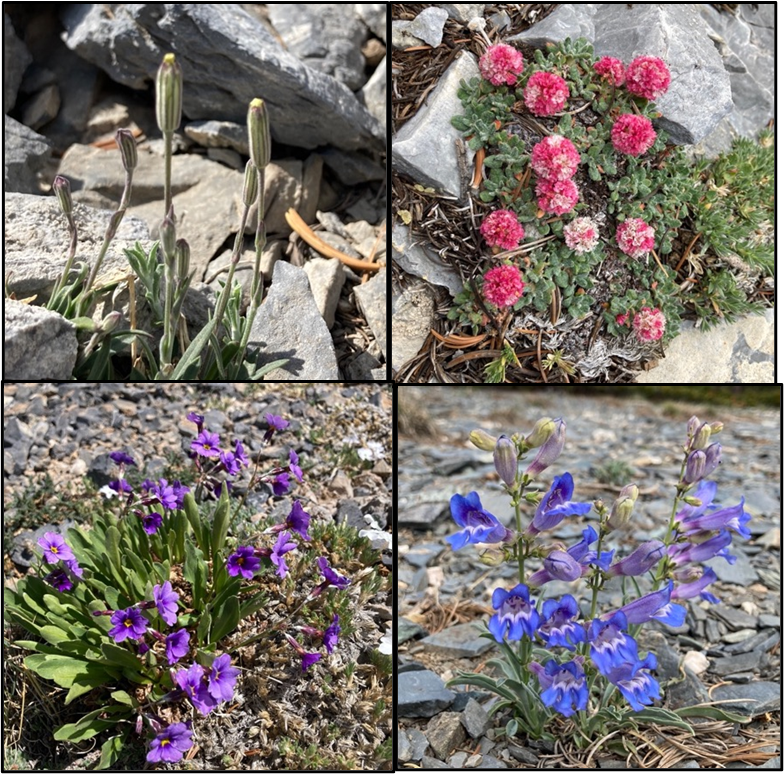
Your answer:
124,619 -> 133,628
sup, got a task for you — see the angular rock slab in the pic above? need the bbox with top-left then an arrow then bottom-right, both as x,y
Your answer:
3,12 -> 33,112
392,50 -> 478,197
4,115 -> 53,195
392,280 -> 435,373
5,300 -> 78,380
353,270 -> 387,358
393,223 -> 463,298
248,261 -> 339,381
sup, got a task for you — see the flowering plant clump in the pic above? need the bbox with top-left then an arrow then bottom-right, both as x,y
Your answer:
531,135 -> 581,181
444,414 -> 752,748
563,217 -> 600,254
479,43 -> 525,86
4,413 -> 365,767
480,209 -> 526,250
535,177 -> 580,216
482,264 -> 526,309
624,55 -> 671,100
524,71 -> 570,116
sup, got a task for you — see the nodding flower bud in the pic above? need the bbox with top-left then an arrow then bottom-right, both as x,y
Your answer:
691,423 -> 712,451
524,418 -> 565,478
686,416 -> 701,438
115,128 -> 138,172
156,53 -> 183,134
53,175 -> 72,216
525,418 -> 556,449
704,442 -> 722,478
683,449 -> 706,484
99,310 -> 122,334
709,421 -> 724,435
607,483 -> 639,530
242,159 -> 259,207
469,429 -> 497,452
247,97 -> 271,169
160,211 -> 177,261
175,238 -> 190,279
493,435 -> 517,487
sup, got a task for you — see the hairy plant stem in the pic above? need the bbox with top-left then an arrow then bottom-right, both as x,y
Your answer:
50,215 -> 78,308
163,130 -> 173,217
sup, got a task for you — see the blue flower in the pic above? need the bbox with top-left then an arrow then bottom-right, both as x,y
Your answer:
445,492 -> 510,550
671,567 -> 721,604
529,658 -> 588,717
669,529 -> 736,567
616,580 -> 687,627
527,526 -> 613,587
677,498 -> 751,541
588,612 -> 639,675
538,595 -> 587,651
604,652 -> 661,711
607,540 -> 666,577
543,550 -> 583,581
528,473 -> 592,534
488,584 -> 540,642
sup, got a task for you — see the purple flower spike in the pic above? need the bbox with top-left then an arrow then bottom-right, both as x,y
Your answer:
289,449 -> 304,482
147,722 -> 193,763
525,418 -> 566,478
142,512 -> 163,535
208,653 -> 240,702
671,566 -> 721,604
165,628 -> 190,665
38,532 -> 76,565
44,568 -> 73,592
316,557 -> 351,589
588,612 -> 638,676
272,472 -> 291,496
538,595 -> 587,651
191,430 -> 221,458
488,584 -> 540,643
271,531 -> 298,578
529,658 -> 588,718
529,473 -> 592,534
605,652 -> 661,711
108,607 -> 148,643
323,615 -> 341,654
616,580 -> 687,627
227,546 -> 261,579
607,540 -> 666,577
110,451 -> 136,466
446,491 -> 511,550
174,662 -> 217,715
286,501 -> 312,541
543,550 -> 583,581
153,581 -> 180,626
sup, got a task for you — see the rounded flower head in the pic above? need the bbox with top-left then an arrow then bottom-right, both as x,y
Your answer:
625,55 -> 671,100
593,56 -> 626,86
479,209 -> 525,251
479,43 -> 524,86
109,607 -> 148,643
633,307 -> 666,342
531,135 -> 581,181
616,218 -> 655,259
535,177 -> 579,215
482,265 -> 525,309
147,722 -> 193,764
524,71 -> 569,116
563,217 -> 599,254
611,113 -> 657,156
38,532 -> 75,565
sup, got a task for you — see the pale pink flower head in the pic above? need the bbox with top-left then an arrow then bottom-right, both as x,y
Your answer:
611,114 -> 657,156
535,177 -> 579,216
625,56 -> 670,101
531,135 -> 581,181
483,265 -> 525,309
480,209 -> 525,251
593,56 -> 626,86
616,218 -> 655,259
479,44 -> 524,86
563,217 -> 599,254
524,71 -> 569,116
633,307 -> 666,342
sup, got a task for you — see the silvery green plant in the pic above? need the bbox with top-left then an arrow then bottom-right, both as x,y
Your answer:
44,53 -> 287,381
446,415 -> 751,748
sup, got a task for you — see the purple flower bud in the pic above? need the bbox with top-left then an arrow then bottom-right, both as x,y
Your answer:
525,418 -> 565,478
691,423 -> 711,451
469,429 -> 496,451
686,416 -> 701,438
493,435 -> 517,487
607,540 -> 666,577
683,450 -> 706,483
543,550 -> 583,581
525,418 -> 556,449
704,442 -> 722,478
115,128 -> 138,172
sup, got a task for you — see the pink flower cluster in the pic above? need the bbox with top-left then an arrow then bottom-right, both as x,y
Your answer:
536,178 -> 579,216
479,44 -> 524,86
480,209 -> 525,251
531,135 -> 581,181
625,56 -> 671,101
524,71 -> 569,116
633,307 -> 666,342
563,217 -> 600,254
611,113 -> 657,156
616,218 -> 655,259
483,265 -> 525,308
593,56 -> 626,86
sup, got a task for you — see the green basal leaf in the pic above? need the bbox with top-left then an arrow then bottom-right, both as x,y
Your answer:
99,734 -> 126,770
210,595 -> 239,645
197,611 -> 212,644
100,642 -> 145,673
110,690 -> 136,706
183,540 -> 208,610
624,706 -> 694,733
210,483 -> 231,562
673,704 -> 751,723
38,624 -> 73,646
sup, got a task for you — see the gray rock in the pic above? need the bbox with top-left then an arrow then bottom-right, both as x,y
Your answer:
478,755 -> 507,769
356,4 -> 386,43
346,351 -> 383,380
392,20 -> 423,50
320,148 -> 385,185
426,711 -> 466,760
399,670 -> 456,718
461,698 -> 491,739
4,116 -> 53,195
448,751 -> 468,768
441,4 -> 486,23
508,745 -> 539,765
508,4 -> 596,47
304,257 -> 345,329
392,223 -> 463,298
407,728 -> 430,761
760,757 -> 782,770
758,614 -> 780,629
421,622 -> 494,658
243,159 -> 312,236
360,56 -> 386,131
705,550 -> 759,586
421,755 -> 451,769
404,542 -> 446,568
711,604 -> 758,631
3,12 -> 33,111
207,147 -> 243,169
407,7 -> 449,49
709,681 -> 780,717
353,270 -> 387,355
184,120 -> 248,154
371,366 -> 386,380
4,300 -> 78,380
399,616 -> 428,644
665,666 -> 711,709
20,83 -> 61,131
398,728 -> 413,763
709,649 -> 763,677
638,630 -> 680,680
392,280 -> 435,373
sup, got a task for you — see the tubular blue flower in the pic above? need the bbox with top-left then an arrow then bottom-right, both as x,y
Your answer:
488,584 -> 540,643
174,662 -> 217,715
529,658 -> 589,717
668,529 -> 735,567
38,532 -> 75,564
191,430 -> 221,458
678,499 -> 750,540
165,628 -> 190,665
323,614 -> 341,654
604,652 -> 660,711
543,550 -> 583,581
220,450 -> 241,476
271,531 -> 297,578
234,439 -> 250,467
227,546 -> 261,579
44,568 -> 73,592
147,722 -> 193,763
674,480 -> 718,521
528,526 -> 614,587
272,472 -> 291,495
528,473 -> 592,534
671,566 -> 721,604
110,451 -> 136,466
615,580 -> 687,627
447,491 -> 511,550
109,607 -> 148,643
316,557 -> 351,589
588,612 -> 639,675
607,540 -> 666,577
286,500 -> 312,541
153,581 -> 179,626
142,512 -> 163,535
704,442 -> 722,476
208,653 -> 240,702
537,595 -> 587,650
524,418 -> 566,478
186,412 -> 204,430
289,450 -> 304,482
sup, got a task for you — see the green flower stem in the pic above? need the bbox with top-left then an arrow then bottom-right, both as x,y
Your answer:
652,453 -> 689,589
50,216 -> 78,308
160,259 -> 175,370
163,130 -> 173,217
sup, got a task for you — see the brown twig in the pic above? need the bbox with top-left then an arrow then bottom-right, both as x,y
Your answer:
675,231 -> 703,273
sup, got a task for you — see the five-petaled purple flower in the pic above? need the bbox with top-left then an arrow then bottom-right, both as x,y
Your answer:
529,658 -> 589,717
488,584 -> 540,642
153,581 -> 180,626
142,512 -> 163,535
537,595 -> 587,651
446,492 -> 511,550
271,531 -> 298,578
110,451 -> 136,466
220,450 -> 241,476
191,430 -> 221,458
323,614 -> 340,654
266,414 -> 289,431
208,653 -> 240,702
528,473 -> 592,534
147,478 -> 190,511
174,662 -> 217,715
316,557 -> 351,589
286,501 -> 312,541
289,450 -> 303,482
272,472 -> 291,496
38,532 -> 76,564
44,568 -> 73,592
285,633 -> 321,671
109,607 -> 148,643
147,722 -> 193,764
227,546 -> 261,579
165,628 -> 190,665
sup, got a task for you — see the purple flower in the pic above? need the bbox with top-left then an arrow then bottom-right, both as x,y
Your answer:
604,652 -> 660,711
488,584 -> 540,643
108,607 -> 148,643
191,430 -> 221,458
673,480 -> 717,520
669,529 -> 735,567
286,501 -> 312,541
153,581 -> 180,626
220,450 -> 241,476
174,663 -> 217,715
166,629 -> 190,665
272,472 -> 291,496
493,435 -> 517,487
142,512 -> 163,535
543,550 -> 583,581
151,479 -> 190,511
208,653 -> 240,702
234,440 -> 249,467
529,658 -> 589,717
38,532 -> 75,565
588,612 -> 638,675
446,491 -> 511,550
64,558 -> 84,578
537,595 -> 587,651
671,566 -> 721,604
607,540 -> 666,577
289,450 -> 304,482
227,546 -> 261,579
316,557 -> 351,589
266,414 -> 289,432
677,498 -> 751,541
615,580 -> 686,627
147,722 -> 193,764
186,412 -> 204,430
323,615 -> 340,654
528,526 -> 613,587
44,568 -> 73,592
529,473 -> 592,534
301,651 -> 321,671
271,531 -> 297,578
525,418 -> 566,478
110,451 -> 136,466
109,479 -> 133,496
